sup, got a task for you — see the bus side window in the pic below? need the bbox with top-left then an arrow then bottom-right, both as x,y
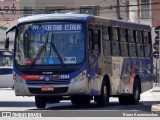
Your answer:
111,27 -> 120,56
143,31 -> 151,57
128,29 -> 137,57
136,31 -> 144,57
102,26 -> 111,56
143,31 -> 150,43
120,28 -> 128,57
129,43 -> 137,57
112,27 -> 118,41
128,29 -> 135,43
137,44 -> 144,57
89,29 -> 101,66
112,42 -> 120,56
136,31 -> 142,43
144,44 -> 151,58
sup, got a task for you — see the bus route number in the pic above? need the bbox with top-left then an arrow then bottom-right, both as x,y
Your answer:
59,75 -> 70,79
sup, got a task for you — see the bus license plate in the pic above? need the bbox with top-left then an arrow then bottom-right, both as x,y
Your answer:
41,86 -> 54,91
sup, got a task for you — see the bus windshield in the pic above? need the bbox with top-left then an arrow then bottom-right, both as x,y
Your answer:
15,22 -> 85,66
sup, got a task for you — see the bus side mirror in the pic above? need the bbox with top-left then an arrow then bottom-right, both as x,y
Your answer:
5,37 -> 9,49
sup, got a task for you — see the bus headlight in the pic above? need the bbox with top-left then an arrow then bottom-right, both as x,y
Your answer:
74,70 -> 86,82
14,75 -> 26,83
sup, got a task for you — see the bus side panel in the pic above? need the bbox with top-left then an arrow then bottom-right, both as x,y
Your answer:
101,56 -> 124,95
110,57 -> 123,95
140,58 -> 153,93
120,58 -> 153,95
120,58 -> 132,94
89,62 -> 102,96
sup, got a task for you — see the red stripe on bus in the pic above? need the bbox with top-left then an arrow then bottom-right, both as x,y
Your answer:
20,75 -> 41,80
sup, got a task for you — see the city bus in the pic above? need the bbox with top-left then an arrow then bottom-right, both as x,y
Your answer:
5,13 -> 153,108
0,49 -> 13,66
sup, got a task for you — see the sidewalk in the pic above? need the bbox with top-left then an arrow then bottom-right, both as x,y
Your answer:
151,83 -> 160,111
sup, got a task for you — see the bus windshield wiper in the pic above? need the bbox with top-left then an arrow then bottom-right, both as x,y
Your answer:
30,33 -> 49,67
50,33 -> 64,67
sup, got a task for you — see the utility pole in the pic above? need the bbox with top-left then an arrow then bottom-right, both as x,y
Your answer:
125,0 -> 129,21
116,0 -> 121,19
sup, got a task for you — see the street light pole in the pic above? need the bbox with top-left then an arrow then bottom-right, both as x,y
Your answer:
158,30 -> 160,82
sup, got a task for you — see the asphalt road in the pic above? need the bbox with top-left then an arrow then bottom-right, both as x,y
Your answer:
0,87 -> 159,114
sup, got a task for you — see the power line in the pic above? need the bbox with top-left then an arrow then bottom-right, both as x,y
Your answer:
0,12 -> 10,26
1,2 -> 160,12
90,0 -> 107,5
120,0 -> 125,4
2,6 -> 160,15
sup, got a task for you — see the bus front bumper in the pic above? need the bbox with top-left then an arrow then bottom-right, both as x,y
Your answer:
14,78 -> 89,96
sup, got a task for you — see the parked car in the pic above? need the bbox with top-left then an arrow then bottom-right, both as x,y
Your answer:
0,66 -> 13,88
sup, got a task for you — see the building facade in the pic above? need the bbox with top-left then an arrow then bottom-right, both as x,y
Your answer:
1,0 -> 159,52
19,0 -> 127,20
0,0 -> 129,49
0,0 -> 19,49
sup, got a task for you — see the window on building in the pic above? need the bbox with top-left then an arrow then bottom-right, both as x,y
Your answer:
141,0 -> 150,18
45,6 -> 66,13
80,6 -> 99,16
23,7 -> 32,16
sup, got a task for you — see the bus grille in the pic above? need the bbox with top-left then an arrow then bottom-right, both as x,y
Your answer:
26,79 -> 70,85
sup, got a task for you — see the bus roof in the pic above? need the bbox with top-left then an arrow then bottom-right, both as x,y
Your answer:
107,19 -> 151,30
18,13 -> 92,23
17,13 -> 151,31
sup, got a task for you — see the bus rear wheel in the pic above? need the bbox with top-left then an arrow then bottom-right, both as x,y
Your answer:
70,95 -> 90,105
95,80 -> 109,107
119,78 -> 140,105
130,78 -> 140,105
35,96 -> 46,108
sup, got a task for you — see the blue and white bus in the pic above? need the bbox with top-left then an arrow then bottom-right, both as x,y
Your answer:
0,49 -> 13,66
5,13 -> 153,108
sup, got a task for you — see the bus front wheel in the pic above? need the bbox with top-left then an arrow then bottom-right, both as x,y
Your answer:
35,96 -> 46,108
95,80 -> 109,106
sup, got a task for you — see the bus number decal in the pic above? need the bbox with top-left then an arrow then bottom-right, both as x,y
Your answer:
63,57 -> 76,64
59,75 -> 70,79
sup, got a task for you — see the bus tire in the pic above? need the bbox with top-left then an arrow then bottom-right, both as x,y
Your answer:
35,96 -> 46,108
70,95 -> 90,105
95,80 -> 109,107
119,78 -> 140,105
130,78 -> 141,105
